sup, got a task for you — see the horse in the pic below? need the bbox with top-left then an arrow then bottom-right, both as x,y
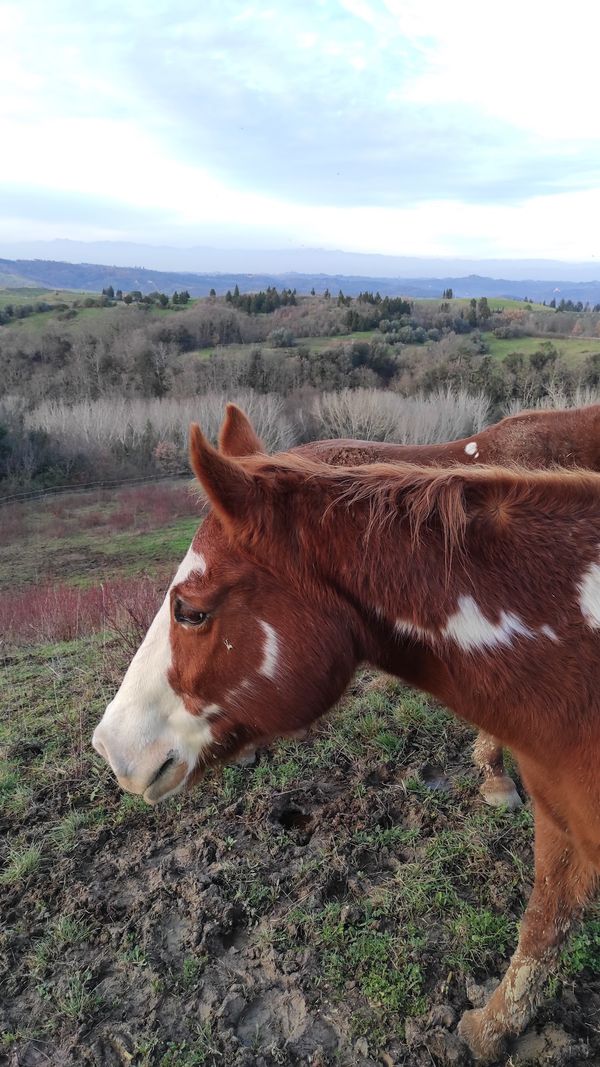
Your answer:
222,400 -> 600,810
93,407 -> 600,1061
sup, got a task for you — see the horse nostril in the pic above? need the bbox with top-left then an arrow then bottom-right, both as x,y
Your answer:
148,754 -> 176,788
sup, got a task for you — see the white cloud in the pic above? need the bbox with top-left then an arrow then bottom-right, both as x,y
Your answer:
1,0 -> 600,260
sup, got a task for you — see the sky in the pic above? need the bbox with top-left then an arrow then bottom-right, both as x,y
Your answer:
2,0 -> 600,266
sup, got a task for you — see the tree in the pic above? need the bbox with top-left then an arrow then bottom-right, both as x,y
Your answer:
477,297 -> 491,323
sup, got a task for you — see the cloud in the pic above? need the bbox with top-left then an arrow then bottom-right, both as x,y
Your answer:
2,0 -> 600,258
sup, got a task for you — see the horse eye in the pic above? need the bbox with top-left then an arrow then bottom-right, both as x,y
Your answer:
174,597 -> 209,627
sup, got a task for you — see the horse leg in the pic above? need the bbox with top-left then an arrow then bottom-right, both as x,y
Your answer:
458,810 -> 596,1063
473,730 -> 522,809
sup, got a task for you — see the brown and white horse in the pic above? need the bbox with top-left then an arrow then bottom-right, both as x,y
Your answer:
227,401 -> 600,809
93,405 -> 600,1062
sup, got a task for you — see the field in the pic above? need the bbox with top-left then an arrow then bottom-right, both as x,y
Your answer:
2,484 -> 600,1066
0,287 -> 193,333
482,333 -> 600,367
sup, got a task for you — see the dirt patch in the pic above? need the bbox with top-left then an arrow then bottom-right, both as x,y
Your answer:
2,668 -> 600,1066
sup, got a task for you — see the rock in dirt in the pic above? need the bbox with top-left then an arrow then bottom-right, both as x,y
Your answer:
465,975 -> 499,1008
511,1023 -> 591,1065
428,1003 -> 457,1029
426,1029 -> 471,1066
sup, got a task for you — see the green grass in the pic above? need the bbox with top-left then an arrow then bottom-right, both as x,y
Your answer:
482,332 -> 600,367
0,514 -> 198,589
3,292 -> 198,331
411,296 -> 552,312
188,328 -> 378,364
0,286 -> 91,308
51,968 -> 102,1020
29,916 -> 90,975
1,843 -> 42,885
560,912 -> 600,977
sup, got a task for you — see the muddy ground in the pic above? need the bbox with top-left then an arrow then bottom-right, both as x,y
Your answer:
3,657 -> 600,1067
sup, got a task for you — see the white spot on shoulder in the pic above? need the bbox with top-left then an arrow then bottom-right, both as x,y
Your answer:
540,624 -> 558,641
258,620 -> 280,680
579,562 -> 600,628
464,441 -> 479,457
442,595 -> 535,653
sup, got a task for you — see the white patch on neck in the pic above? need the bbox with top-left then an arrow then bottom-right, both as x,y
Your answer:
540,624 -> 558,641
464,441 -> 479,458
579,562 -> 600,628
442,595 -> 535,653
258,620 -> 280,680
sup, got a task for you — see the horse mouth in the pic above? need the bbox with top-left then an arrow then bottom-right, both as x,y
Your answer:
143,756 -> 188,805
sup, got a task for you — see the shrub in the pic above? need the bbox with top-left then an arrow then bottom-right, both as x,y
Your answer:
311,387 -> 489,444
0,575 -> 167,646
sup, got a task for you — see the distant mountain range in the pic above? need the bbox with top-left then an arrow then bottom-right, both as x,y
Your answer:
3,239 -> 600,281
2,254 -> 600,304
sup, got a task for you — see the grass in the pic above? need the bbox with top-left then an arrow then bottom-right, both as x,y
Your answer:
2,291 -> 195,331
0,512 -> 198,591
51,968 -> 102,1020
414,297 -> 552,313
190,328 -> 378,364
0,286 -> 94,309
29,916 -> 90,975
482,331 -> 600,366
560,911 -> 600,977
0,843 -> 42,885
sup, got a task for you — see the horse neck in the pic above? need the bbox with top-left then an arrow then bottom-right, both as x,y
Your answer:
266,468 -> 464,635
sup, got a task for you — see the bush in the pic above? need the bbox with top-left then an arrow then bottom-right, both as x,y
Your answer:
25,392 -> 296,467
311,388 -> 489,444
268,327 -> 296,348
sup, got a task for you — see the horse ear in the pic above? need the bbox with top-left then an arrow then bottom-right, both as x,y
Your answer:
219,404 -> 265,457
189,423 -> 257,525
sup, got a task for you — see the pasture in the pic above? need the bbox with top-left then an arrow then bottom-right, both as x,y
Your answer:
2,481 -> 600,1065
482,333 -> 600,367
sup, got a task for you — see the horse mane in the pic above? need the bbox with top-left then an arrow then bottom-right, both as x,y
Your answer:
238,450 -> 600,561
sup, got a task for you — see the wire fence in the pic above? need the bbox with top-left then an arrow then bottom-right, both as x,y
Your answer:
0,469 -> 192,507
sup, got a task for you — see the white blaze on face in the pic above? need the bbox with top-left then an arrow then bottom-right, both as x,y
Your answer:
92,545 -> 212,802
